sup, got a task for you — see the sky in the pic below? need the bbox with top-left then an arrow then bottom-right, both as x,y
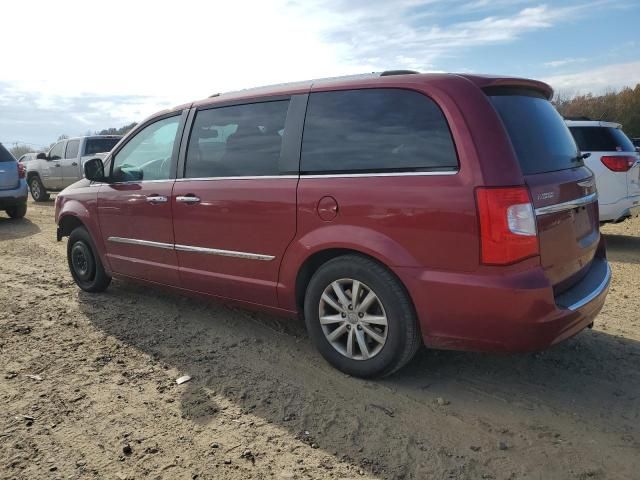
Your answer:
1,0 -> 639,148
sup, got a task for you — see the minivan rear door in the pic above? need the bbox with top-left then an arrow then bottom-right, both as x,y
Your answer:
172,97 -> 303,307
489,92 -> 600,292
0,144 -> 19,190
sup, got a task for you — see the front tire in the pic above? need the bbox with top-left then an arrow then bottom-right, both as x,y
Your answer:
6,204 -> 27,219
303,255 -> 421,378
67,227 -> 111,292
29,176 -> 50,202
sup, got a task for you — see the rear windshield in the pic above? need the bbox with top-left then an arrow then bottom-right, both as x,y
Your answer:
84,138 -> 120,156
0,144 -> 16,162
489,93 -> 580,175
569,127 -> 635,153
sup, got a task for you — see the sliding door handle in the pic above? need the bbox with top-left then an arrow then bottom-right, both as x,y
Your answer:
176,195 -> 201,204
146,195 -> 168,204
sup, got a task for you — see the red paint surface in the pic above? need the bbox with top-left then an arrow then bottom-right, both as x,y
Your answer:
55,73 -> 609,353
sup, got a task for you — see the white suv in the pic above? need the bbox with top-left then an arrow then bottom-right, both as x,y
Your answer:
566,120 -> 640,223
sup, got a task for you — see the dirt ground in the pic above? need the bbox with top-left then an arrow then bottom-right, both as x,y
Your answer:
0,197 -> 639,480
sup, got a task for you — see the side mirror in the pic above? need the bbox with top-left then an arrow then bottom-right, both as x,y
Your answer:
84,158 -> 105,182
36,152 -> 47,160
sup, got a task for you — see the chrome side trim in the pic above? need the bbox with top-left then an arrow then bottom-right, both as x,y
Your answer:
301,170 -> 458,179
535,192 -> 598,216
566,263 -> 612,311
107,236 -> 174,250
176,175 -> 298,181
107,236 -> 275,261
174,244 -> 275,261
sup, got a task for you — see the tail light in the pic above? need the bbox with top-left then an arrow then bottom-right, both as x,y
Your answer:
600,155 -> 636,172
476,186 -> 539,265
17,162 -> 26,179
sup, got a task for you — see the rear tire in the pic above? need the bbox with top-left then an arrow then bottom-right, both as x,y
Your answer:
67,226 -> 111,292
29,176 -> 50,202
6,204 -> 27,219
303,255 -> 421,378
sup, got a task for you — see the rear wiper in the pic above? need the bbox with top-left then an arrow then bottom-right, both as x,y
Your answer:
571,152 -> 591,162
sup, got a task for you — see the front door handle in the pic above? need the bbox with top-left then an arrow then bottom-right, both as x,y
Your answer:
176,195 -> 201,204
71,162 -> 78,166
54,163 -> 61,167
146,195 -> 168,204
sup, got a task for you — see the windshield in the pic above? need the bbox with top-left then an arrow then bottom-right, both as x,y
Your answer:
0,144 -> 16,162
84,138 -> 120,156
569,127 -> 636,153
490,93 -> 580,175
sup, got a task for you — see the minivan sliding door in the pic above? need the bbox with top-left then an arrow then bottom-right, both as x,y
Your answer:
172,96 -> 306,307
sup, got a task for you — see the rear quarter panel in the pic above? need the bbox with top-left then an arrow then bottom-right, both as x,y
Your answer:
278,76 -> 523,311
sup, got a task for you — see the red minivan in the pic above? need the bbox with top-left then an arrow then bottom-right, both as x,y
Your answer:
55,72 -> 611,378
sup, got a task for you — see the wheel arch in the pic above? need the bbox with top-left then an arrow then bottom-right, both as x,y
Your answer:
58,214 -> 86,238
293,248 -> 418,322
57,202 -> 111,274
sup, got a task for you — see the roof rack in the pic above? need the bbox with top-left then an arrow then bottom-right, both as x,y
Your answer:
380,70 -> 420,76
205,70 -> 421,100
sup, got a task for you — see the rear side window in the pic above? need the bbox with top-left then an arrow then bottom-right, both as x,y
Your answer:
185,100 -> 289,178
84,138 -> 120,156
0,144 -> 15,162
569,127 -> 635,153
65,139 -> 80,159
301,88 -> 458,174
490,93 -> 579,175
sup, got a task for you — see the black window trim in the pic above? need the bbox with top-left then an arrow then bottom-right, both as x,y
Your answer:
177,94 -> 306,180
103,110 -> 188,184
298,86 -> 460,177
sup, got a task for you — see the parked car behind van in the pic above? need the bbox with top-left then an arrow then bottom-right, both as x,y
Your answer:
0,143 -> 28,219
55,72 -> 611,377
566,120 -> 640,223
27,135 -> 121,201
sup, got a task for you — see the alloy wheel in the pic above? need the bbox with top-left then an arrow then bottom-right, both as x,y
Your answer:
318,278 -> 388,360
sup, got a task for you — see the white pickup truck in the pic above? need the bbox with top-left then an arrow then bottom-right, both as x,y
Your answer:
26,135 -> 121,201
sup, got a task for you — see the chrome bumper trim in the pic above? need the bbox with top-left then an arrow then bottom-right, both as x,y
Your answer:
566,263 -> 612,311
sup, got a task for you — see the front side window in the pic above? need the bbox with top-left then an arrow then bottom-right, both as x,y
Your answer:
111,116 -> 180,182
65,139 -> 80,159
301,88 -> 458,174
49,142 -> 65,160
184,100 -> 289,178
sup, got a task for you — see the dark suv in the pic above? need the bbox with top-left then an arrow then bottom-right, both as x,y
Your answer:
55,72 -> 611,377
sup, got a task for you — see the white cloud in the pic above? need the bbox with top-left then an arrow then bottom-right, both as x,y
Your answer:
544,61 -> 640,95
0,0 -> 633,144
543,58 -> 587,68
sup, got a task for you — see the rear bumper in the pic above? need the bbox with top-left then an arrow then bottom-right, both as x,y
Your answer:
395,256 -> 611,353
599,195 -> 640,222
0,179 -> 28,208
